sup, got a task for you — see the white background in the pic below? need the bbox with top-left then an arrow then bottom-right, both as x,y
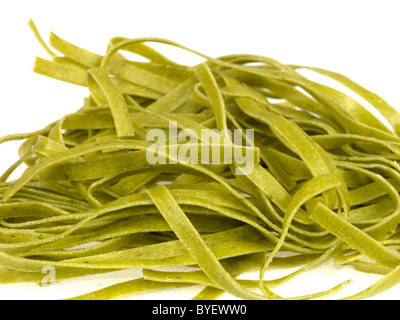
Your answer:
0,0 -> 399,300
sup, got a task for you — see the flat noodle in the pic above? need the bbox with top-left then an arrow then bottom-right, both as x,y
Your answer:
1,19 -> 400,300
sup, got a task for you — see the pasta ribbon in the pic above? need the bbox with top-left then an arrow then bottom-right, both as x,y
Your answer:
0,20 -> 399,300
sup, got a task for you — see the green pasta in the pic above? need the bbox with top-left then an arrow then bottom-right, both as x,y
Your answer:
1,19 -> 400,300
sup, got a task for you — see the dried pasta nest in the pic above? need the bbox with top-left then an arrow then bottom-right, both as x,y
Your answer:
0,20 -> 400,300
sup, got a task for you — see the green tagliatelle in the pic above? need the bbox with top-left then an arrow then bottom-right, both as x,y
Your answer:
1,20 -> 400,300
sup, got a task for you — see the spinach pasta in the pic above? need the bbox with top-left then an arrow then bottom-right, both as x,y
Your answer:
0,20 -> 400,300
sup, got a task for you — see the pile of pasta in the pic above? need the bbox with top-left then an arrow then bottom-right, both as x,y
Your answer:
1,20 -> 400,300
